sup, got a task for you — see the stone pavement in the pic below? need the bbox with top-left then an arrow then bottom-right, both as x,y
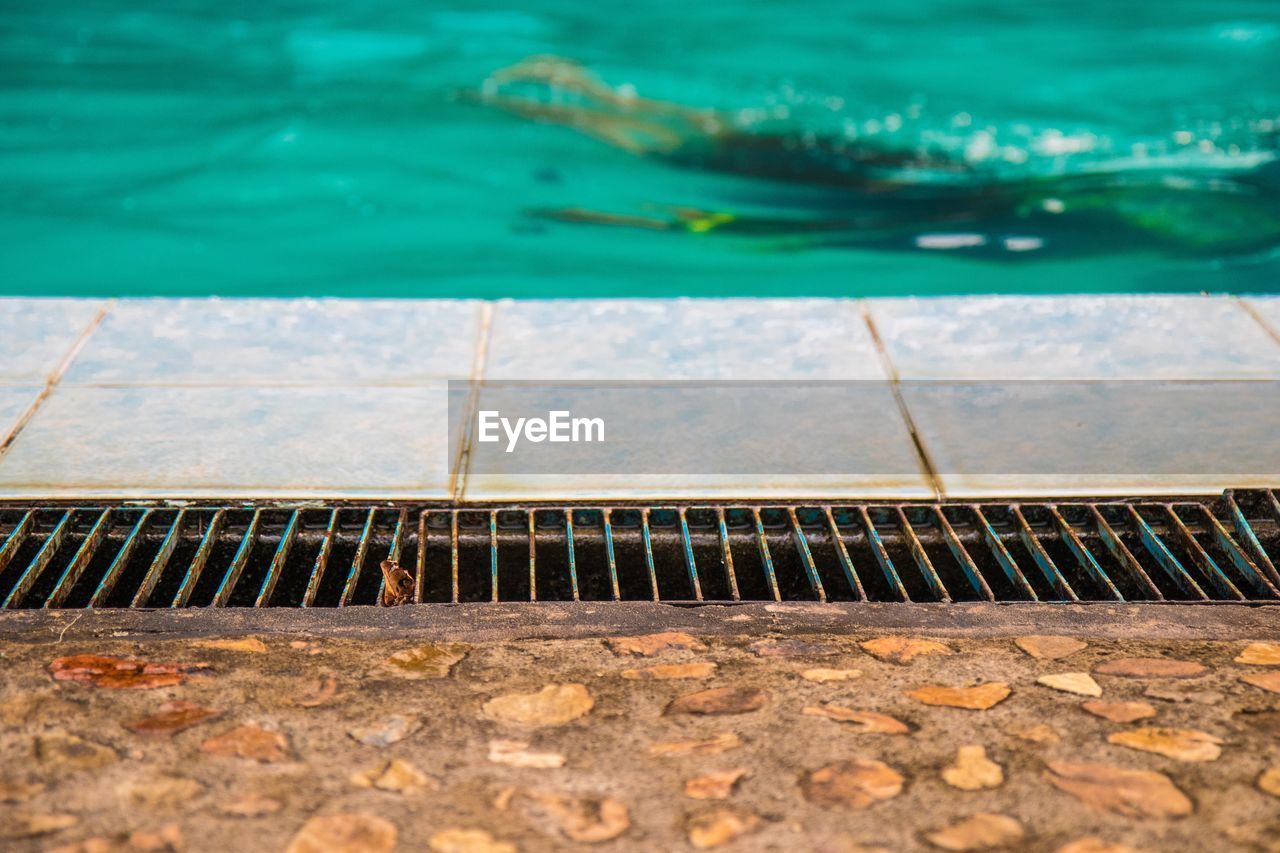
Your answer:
1,610 -> 1279,852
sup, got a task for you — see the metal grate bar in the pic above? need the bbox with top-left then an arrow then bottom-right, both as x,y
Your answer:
858,506 -> 909,601
1127,506 -> 1207,601
171,509 -> 222,607
826,507 -> 867,601
3,511 -> 71,608
716,508 -> 741,602
132,509 -> 186,607
935,507 -> 994,601
973,506 -> 1038,601
1,492 -> 1276,608
1163,506 -> 1242,601
751,508 -> 781,602
604,509 -> 622,601
1012,506 -> 1078,602
254,510 -> 300,607
46,510 -> 110,609
212,509 -> 262,607
897,508 -> 949,602
1048,506 -> 1122,601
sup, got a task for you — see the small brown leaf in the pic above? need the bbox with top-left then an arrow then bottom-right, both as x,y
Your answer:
1044,760 -> 1192,819
1107,727 -> 1223,762
861,637 -> 951,664
1055,838 -> 1141,853
748,638 -> 837,657
430,829 -> 517,853
125,701 -> 222,736
1015,636 -> 1087,660
123,774 -> 203,808
684,768 -> 747,800
48,655 -> 208,690
1242,671 -> 1280,694
348,715 -> 421,748
193,637 -> 267,653
803,704 -> 910,734
621,662 -> 716,680
648,733 -> 741,756
0,780 -> 45,803
942,746 -> 1003,791
483,684 -> 593,727
218,795 -> 283,818
907,683 -> 1010,710
1093,658 -> 1207,679
519,790 -> 630,843
488,740 -> 566,769
801,759 -> 904,809
285,814 -> 397,853
800,668 -> 861,683
924,813 -> 1024,851
607,632 -> 706,657
1258,767 -> 1280,798
1037,673 -> 1102,697
666,687 -> 768,716
383,643 -> 467,679
1142,684 -> 1222,705
1236,642 -> 1280,665
1081,700 -> 1156,723
351,759 -> 435,793
1013,724 -> 1059,743
686,808 -> 761,849
200,725 -> 288,762
35,731 -> 117,770
1,811 -> 78,840
128,823 -> 183,852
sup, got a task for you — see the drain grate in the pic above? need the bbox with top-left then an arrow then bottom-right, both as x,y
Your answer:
0,491 -> 1277,608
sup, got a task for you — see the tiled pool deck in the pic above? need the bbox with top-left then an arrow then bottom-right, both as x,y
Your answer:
0,295 -> 1278,501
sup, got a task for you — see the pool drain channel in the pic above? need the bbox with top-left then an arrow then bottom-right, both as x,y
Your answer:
0,491 -> 1277,608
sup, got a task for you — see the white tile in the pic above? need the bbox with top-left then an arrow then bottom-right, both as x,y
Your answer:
460,381 -> 932,500
1246,296 -> 1280,342
0,299 -> 103,383
905,381 -> 1280,498
0,387 -> 41,444
484,299 -> 887,379
0,385 -> 459,497
869,295 -> 1280,379
62,298 -> 482,385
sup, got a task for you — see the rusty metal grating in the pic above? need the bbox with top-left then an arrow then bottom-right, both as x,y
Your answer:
0,491 -> 1277,608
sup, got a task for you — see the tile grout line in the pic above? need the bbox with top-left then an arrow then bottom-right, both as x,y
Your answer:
0,300 -> 113,460
1236,296 -> 1280,349
450,302 -> 495,502
860,303 -> 944,501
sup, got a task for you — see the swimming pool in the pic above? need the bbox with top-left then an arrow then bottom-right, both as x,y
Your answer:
2,0 -> 1277,297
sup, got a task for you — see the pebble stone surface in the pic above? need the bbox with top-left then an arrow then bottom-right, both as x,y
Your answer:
2,630 -> 1279,851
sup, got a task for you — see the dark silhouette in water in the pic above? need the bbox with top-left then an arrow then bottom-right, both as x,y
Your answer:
474,56 -> 1280,261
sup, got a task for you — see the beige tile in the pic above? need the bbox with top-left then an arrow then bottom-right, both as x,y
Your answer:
484,298 -> 886,379
0,299 -> 103,383
0,384 -> 459,497
62,298 -> 483,385
869,295 -> 1280,379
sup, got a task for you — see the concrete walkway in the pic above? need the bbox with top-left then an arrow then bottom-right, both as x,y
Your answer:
1,606 -> 1277,852
0,295 -> 1278,501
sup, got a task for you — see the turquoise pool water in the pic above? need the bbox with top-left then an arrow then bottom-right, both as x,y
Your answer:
2,1 -> 1278,298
